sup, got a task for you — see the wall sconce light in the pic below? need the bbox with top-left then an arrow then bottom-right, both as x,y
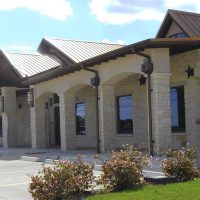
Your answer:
27,88 -> 34,107
185,65 -> 194,78
18,104 -> 22,109
139,75 -> 147,86
0,96 -> 4,112
49,98 -> 53,106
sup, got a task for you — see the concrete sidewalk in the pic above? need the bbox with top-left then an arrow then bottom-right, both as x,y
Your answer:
0,147 -> 166,179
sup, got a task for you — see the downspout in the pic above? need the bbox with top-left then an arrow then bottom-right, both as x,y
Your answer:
131,48 -> 154,156
81,65 -> 101,154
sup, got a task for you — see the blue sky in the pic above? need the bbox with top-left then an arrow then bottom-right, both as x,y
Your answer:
0,0 -> 199,52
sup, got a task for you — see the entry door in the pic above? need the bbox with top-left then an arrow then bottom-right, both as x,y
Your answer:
54,106 -> 61,146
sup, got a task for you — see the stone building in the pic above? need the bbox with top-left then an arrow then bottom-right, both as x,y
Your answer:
0,10 -> 200,159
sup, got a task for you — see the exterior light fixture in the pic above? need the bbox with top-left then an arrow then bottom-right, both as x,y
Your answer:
139,75 -> 147,86
0,96 -> 4,112
141,57 -> 154,156
90,76 -> 100,87
185,65 -> 194,78
27,88 -> 34,107
49,98 -> 53,106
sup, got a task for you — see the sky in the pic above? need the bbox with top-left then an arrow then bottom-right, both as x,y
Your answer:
0,0 -> 199,52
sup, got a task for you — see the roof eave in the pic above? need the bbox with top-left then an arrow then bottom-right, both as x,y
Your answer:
38,38 -> 76,65
23,38 -> 200,86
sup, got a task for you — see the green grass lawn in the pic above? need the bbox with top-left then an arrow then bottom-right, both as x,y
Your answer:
87,179 -> 200,200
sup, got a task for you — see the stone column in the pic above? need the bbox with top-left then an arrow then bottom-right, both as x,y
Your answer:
1,87 -> 17,148
99,85 -> 116,152
185,79 -> 200,166
31,96 -> 46,149
151,74 -> 172,153
59,93 -> 76,151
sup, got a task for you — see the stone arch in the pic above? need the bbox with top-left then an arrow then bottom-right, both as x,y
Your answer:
102,72 -> 143,86
32,91 -> 61,149
61,83 -> 97,150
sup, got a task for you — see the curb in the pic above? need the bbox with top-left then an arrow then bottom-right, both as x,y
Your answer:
21,156 -> 41,162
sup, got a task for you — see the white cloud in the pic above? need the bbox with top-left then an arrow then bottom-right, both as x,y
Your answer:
164,0 -> 200,12
102,38 -> 125,45
89,0 -> 165,25
90,0 -> 200,25
0,0 -> 73,21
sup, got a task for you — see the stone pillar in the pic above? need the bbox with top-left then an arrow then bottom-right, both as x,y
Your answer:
31,96 -> 46,149
99,85 -> 116,152
1,87 -> 17,148
59,93 -> 76,151
151,74 -> 172,153
185,79 -> 200,166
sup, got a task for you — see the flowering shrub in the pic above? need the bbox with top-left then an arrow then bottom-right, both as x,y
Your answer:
98,145 -> 150,191
161,147 -> 199,181
29,156 -> 94,200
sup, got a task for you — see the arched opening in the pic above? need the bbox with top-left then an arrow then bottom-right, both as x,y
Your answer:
35,92 -> 61,149
100,72 -> 149,151
63,84 -> 97,150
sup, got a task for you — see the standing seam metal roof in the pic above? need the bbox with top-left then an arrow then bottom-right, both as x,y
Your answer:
2,51 -> 60,77
157,9 -> 200,38
44,38 -> 125,63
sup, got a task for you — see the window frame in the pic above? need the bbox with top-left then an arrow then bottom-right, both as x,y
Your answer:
116,94 -> 133,134
170,86 -> 186,133
75,102 -> 86,135
168,32 -> 188,38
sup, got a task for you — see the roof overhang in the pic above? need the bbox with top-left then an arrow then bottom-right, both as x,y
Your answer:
0,50 -> 25,87
23,37 -> 200,85
38,38 -> 76,66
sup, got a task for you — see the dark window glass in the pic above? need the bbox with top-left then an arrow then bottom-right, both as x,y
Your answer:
76,102 -> 86,135
169,32 -> 188,38
170,86 -> 185,132
117,95 -> 133,133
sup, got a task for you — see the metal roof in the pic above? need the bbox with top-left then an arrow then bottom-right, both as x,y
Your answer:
157,9 -> 200,38
24,37 -> 200,85
43,38 -> 125,63
2,51 -> 60,77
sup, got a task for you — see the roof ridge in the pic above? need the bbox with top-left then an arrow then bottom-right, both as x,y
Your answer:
45,37 -> 125,46
2,50 -> 39,56
168,9 -> 200,17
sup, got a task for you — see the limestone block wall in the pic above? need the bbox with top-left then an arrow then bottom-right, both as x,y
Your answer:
98,74 -> 148,151
31,94 -> 47,148
0,110 -> 2,146
1,87 -> 17,148
114,75 -> 148,150
170,49 -> 200,149
75,86 -> 97,149
151,74 -> 171,152
16,95 -> 31,147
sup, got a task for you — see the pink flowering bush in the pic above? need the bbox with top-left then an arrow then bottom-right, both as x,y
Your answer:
98,145 -> 150,191
29,156 -> 94,200
161,147 -> 199,181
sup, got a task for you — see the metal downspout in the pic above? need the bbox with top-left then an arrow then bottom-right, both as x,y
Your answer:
131,48 -> 154,156
81,65 -> 101,154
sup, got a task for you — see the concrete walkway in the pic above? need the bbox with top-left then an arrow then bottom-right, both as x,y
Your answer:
0,147 -> 166,179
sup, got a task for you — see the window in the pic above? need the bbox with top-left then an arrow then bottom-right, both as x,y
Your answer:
76,102 -> 86,135
168,32 -> 188,38
170,86 -> 185,132
117,95 -> 133,133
